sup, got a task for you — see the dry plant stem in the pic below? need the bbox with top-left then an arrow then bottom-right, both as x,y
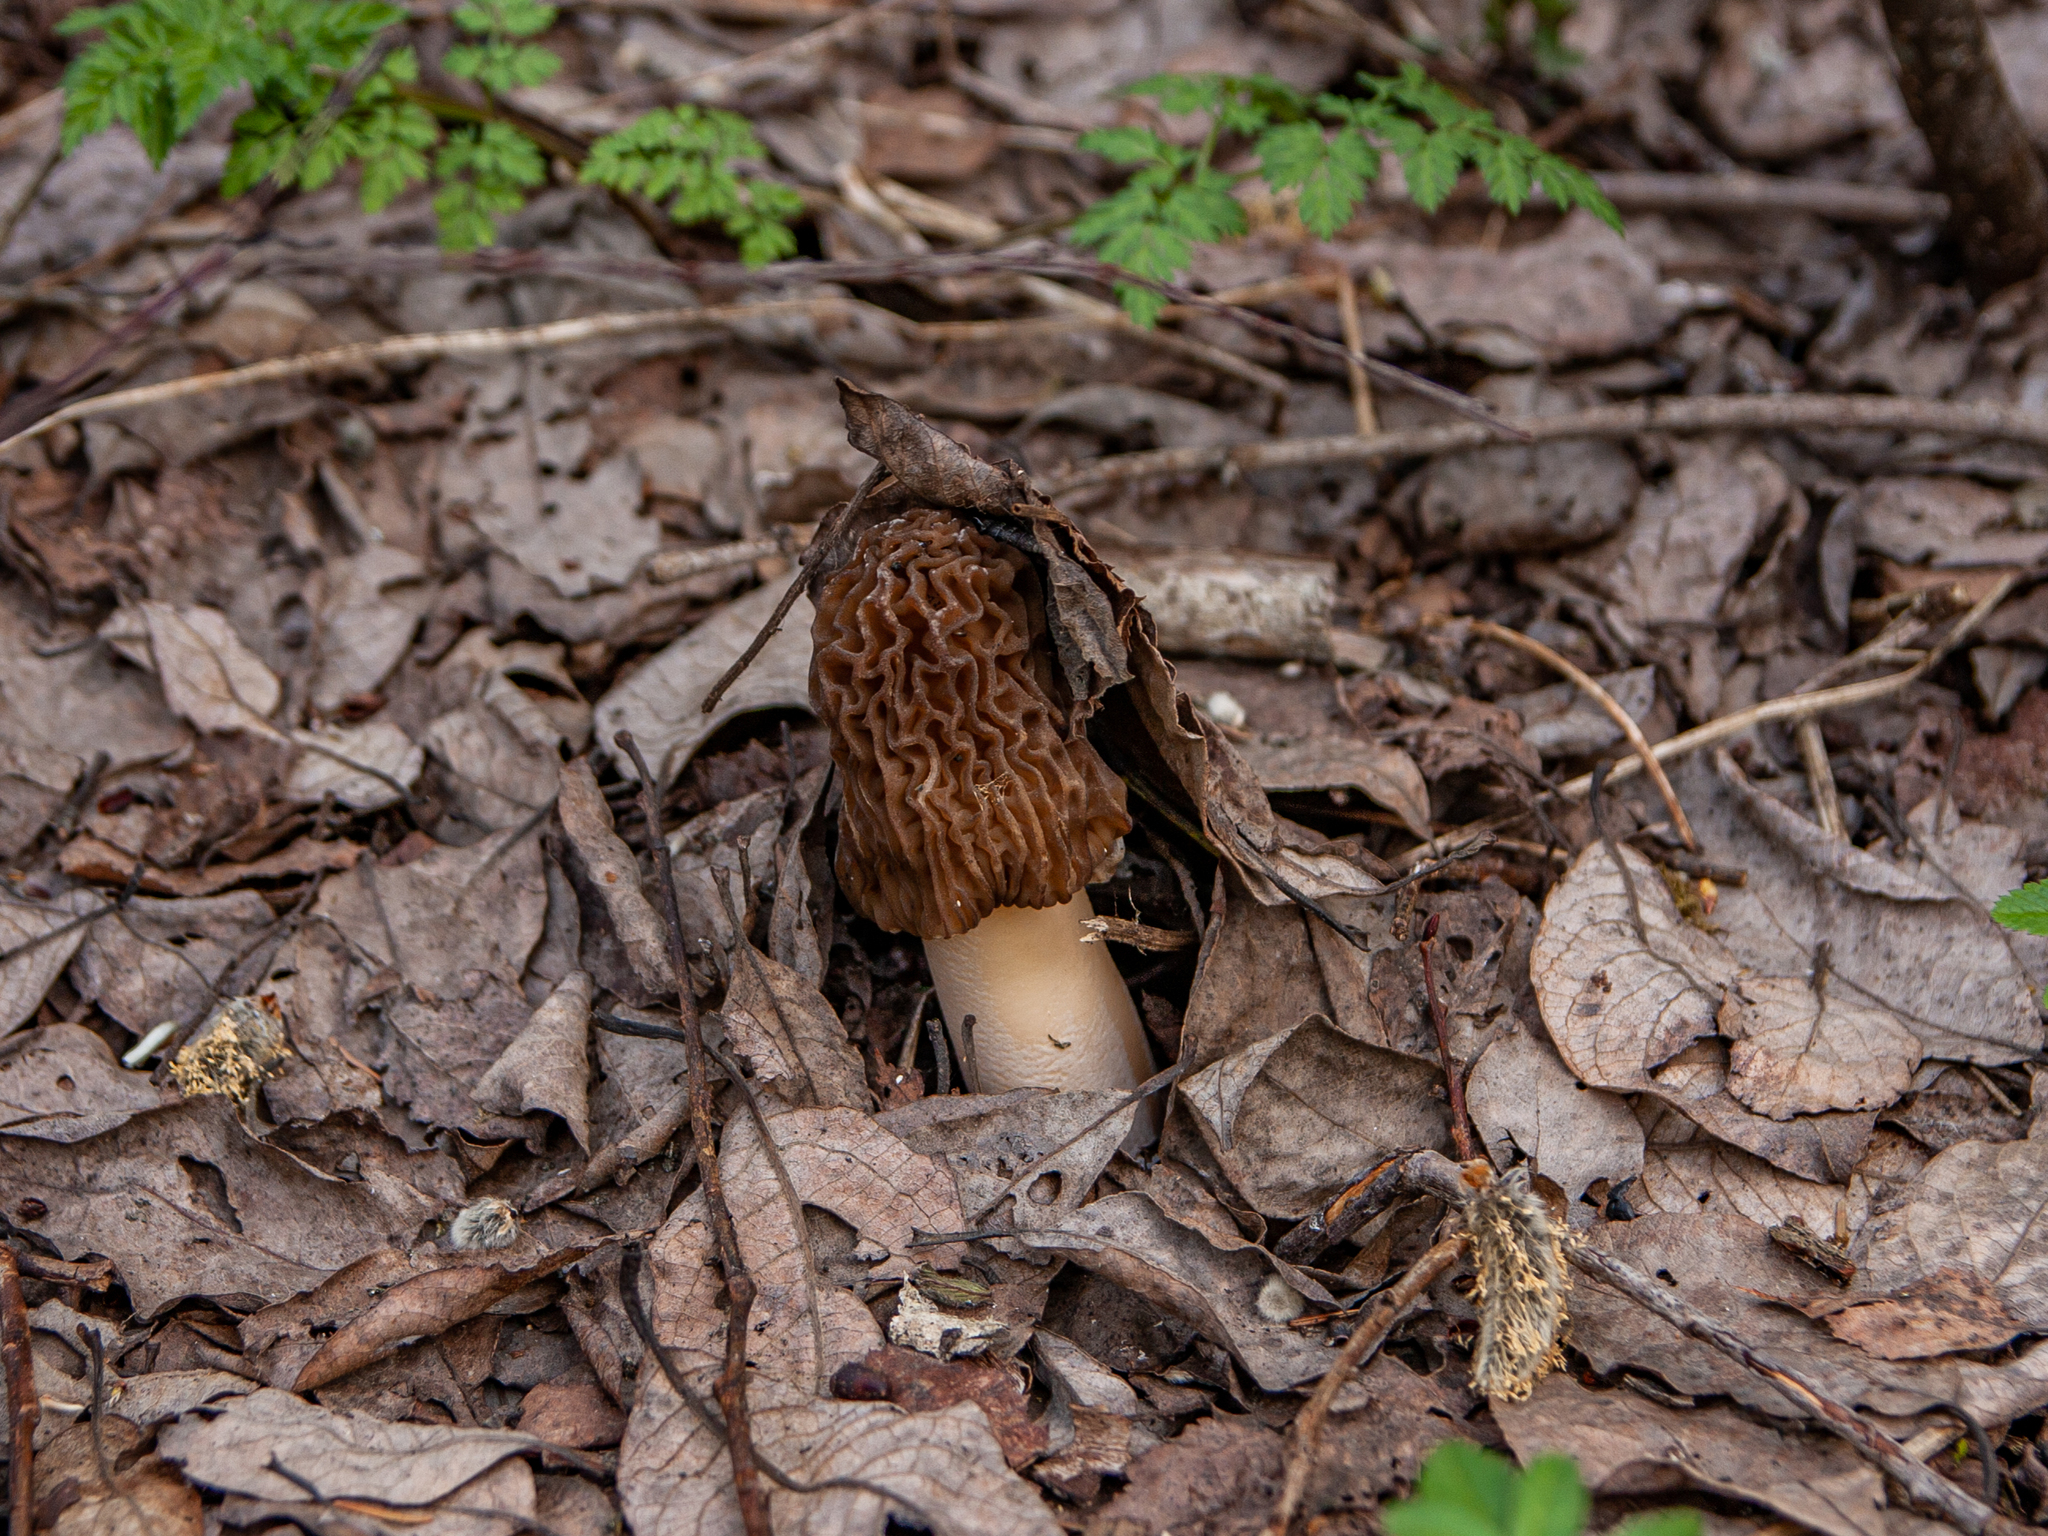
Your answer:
673,0 -> 921,105
1043,395 -> 2048,495
1558,570 -> 2021,800
1334,265 -> 1378,435
2,1247 -> 35,1536
8,1253 -> 113,1290
0,299 -> 896,459
614,730 -> 769,1536
1794,719 -> 1847,839
1469,620 -> 1698,849
1417,913 -> 1477,1161
260,244 -> 1511,432
1396,1151 -> 2020,1536
1258,1234 -> 1471,1536
1447,170 -> 1949,225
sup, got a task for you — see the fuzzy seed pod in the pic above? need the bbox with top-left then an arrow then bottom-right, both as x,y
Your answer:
1465,1162 -> 1568,1401
448,1196 -> 519,1252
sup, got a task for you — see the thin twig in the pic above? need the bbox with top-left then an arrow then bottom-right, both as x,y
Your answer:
77,1325 -> 149,1536
1333,265 -> 1377,436
1469,619 -> 1697,849
1041,394 -> 2048,495
0,137 -> 60,260
257,242 -> 1515,433
0,300 -> 902,460
2,1246 -> 36,1536
1259,1235 -> 1471,1536
697,464 -> 883,717
613,730 -> 769,1536
1417,914 -> 1477,1161
673,0 -> 922,105
1556,571 -> 2021,800
1794,719 -> 1847,839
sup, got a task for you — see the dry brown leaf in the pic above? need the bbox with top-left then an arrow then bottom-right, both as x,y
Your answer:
1178,1013 -> 1451,1220
0,1097 -> 449,1315
58,834 -> 364,898
621,1375 -> 1060,1536
880,1087 -> 1144,1243
1780,1268 -> 2027,1360
1632,1143 -> 1860,1235
314,822 -> 547,999
1015,1190 -> 1335,1391
68,892 -> 278,1036
285,721 -> 424,812
555,757 -> 672,1005
1529,840 -> 1732,1093
293,1240 -> 601,1392
637,1102 -> 963,1404
1,888 -> 106,1035
1080,1415 -> 1283,1536
1639,1042 -> 1874,1185
1466,1027 -> 1643,1201
0,1023 -> 164,1142
1693,752 -> 2043,1101
721,942 -> 870,1110
1235,735 -> 1433,840
34,1416 -> 203,1536
472,969 -> 594,1149
160,1387 -> 543,1504
595,579 -> 816,789
857,1346 -> 1048,1469
1572,1213 -> 2048,1426
1496,1373 -> 1882,1536
101,602 -> 282,739
1859,1137 -> 2048,1330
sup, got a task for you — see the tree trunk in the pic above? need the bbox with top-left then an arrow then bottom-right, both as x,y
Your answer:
1881,0 -> 2048,295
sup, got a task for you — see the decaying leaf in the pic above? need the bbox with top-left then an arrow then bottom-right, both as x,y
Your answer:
1177,1013 -> 1451,1220
0,1097 -> 450,1315
621,1375 -> 1061,1536
721,942 -> 870,1111
1858,1137 -> 2048,1330
1466,1028 -> 1644,1201
472,969 -> 595,1149
35,1415 -> 203,1536
0,1023 -> 164,1142
1,888 -> 102,1035
1776,1267 -> 2026,1360
1496,1373 -> 1884,1536
160,1387 -> 544,1503
1572,1213 -> 2048,1426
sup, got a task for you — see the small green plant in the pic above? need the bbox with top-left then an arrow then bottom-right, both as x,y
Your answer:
57,0 -> 797,254
1069,68 -> 1618,323
1993,881 -> 2048,936
56,8 -> 1615,296
1385,1442 -> 1700,1536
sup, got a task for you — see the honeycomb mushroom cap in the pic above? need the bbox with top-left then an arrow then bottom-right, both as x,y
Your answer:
810,507 -> 1131,938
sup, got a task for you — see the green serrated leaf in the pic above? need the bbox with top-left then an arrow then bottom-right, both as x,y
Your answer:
1611,1512 -> 1703,1536
1995,881 -> 2048,937
1077,124 -> 1174,167
1414,1440 -> 1518,1534
1122,71 -> 1226,117
1400,126 -> 1469,211
1508,1456 -> 1589,1536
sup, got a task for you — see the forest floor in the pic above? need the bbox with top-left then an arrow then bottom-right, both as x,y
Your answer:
9,1 -> 2048,1534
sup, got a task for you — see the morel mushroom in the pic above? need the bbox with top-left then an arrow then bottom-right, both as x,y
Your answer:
811,507 -> 1154,1101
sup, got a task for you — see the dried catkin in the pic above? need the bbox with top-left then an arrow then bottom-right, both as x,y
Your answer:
1465,1162 -> 1569,1401
169,995 -> 292,1101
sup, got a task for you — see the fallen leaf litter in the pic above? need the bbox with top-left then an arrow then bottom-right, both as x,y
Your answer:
8,7 -> 2048,1536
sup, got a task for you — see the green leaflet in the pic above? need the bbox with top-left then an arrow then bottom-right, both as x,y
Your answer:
1069,67 -> 1621,323
1384,1443 -> 1698,1536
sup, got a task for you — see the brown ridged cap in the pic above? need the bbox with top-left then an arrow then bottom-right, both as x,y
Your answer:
810,507 -> 1131,938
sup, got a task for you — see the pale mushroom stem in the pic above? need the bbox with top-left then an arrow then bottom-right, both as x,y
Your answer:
922,893 -> 1156,1117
